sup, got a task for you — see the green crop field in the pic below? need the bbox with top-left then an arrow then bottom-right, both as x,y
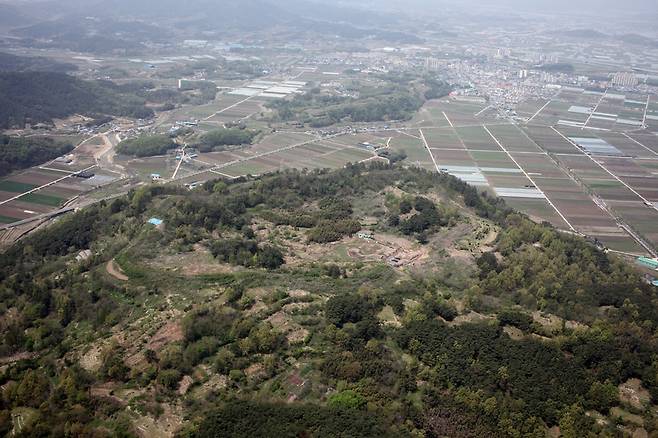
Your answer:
20,192 -> 65,207
0,180 -> 38,193
0,214 -> 20,224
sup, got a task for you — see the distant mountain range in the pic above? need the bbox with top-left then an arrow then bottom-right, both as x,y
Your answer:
0,4 -> 32,27
367,0 -> 657,15
545,29 -> 658,48
0,0 -> 421,53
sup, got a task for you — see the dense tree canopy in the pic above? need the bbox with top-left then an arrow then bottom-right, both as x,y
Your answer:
197,128 -> 258,152
0,135 -> 74,176
116,134 -> 178,157
0,72 -> 154,129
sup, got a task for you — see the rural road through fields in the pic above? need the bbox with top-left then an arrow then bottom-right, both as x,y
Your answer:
526,99 -> 552,123
96,131 -> 129,177
419,128 -> 442,174
0,191 -> 129,231
549,127 -> 658,256
552,127 -> 658,213
484,125 -> 577,232
203,94 -> 258,121
0,165 -> 98,207
582,88 -> 608,129
176,131 -> 341,183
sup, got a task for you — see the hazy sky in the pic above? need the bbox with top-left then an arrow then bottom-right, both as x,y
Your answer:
350,0 -> 657,14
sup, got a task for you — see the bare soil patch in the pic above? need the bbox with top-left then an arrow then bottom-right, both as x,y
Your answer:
79,344 -> 104,372
619,379 -> 652,410
132,403 -> 183,438
107,259 -> 129,281
146,321 -> 184,352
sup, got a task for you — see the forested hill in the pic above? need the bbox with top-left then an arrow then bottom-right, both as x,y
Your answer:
0,163 -> 657,437
0,52 -> 76,73
0,72 -> 153,129
0,135 -> 74,177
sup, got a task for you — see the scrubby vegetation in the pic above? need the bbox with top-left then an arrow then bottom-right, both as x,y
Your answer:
1,163 -> 657,436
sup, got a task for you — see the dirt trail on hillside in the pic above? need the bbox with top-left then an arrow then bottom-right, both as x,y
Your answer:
107,259 -> 129,281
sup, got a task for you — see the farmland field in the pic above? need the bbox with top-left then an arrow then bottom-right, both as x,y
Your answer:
3,82 -> 658,259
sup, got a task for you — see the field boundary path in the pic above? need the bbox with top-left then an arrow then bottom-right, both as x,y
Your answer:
484,125 -> 576,232
0,165 -> 97,207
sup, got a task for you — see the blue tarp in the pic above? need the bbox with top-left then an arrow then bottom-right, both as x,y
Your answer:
148,218 -> 163,226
